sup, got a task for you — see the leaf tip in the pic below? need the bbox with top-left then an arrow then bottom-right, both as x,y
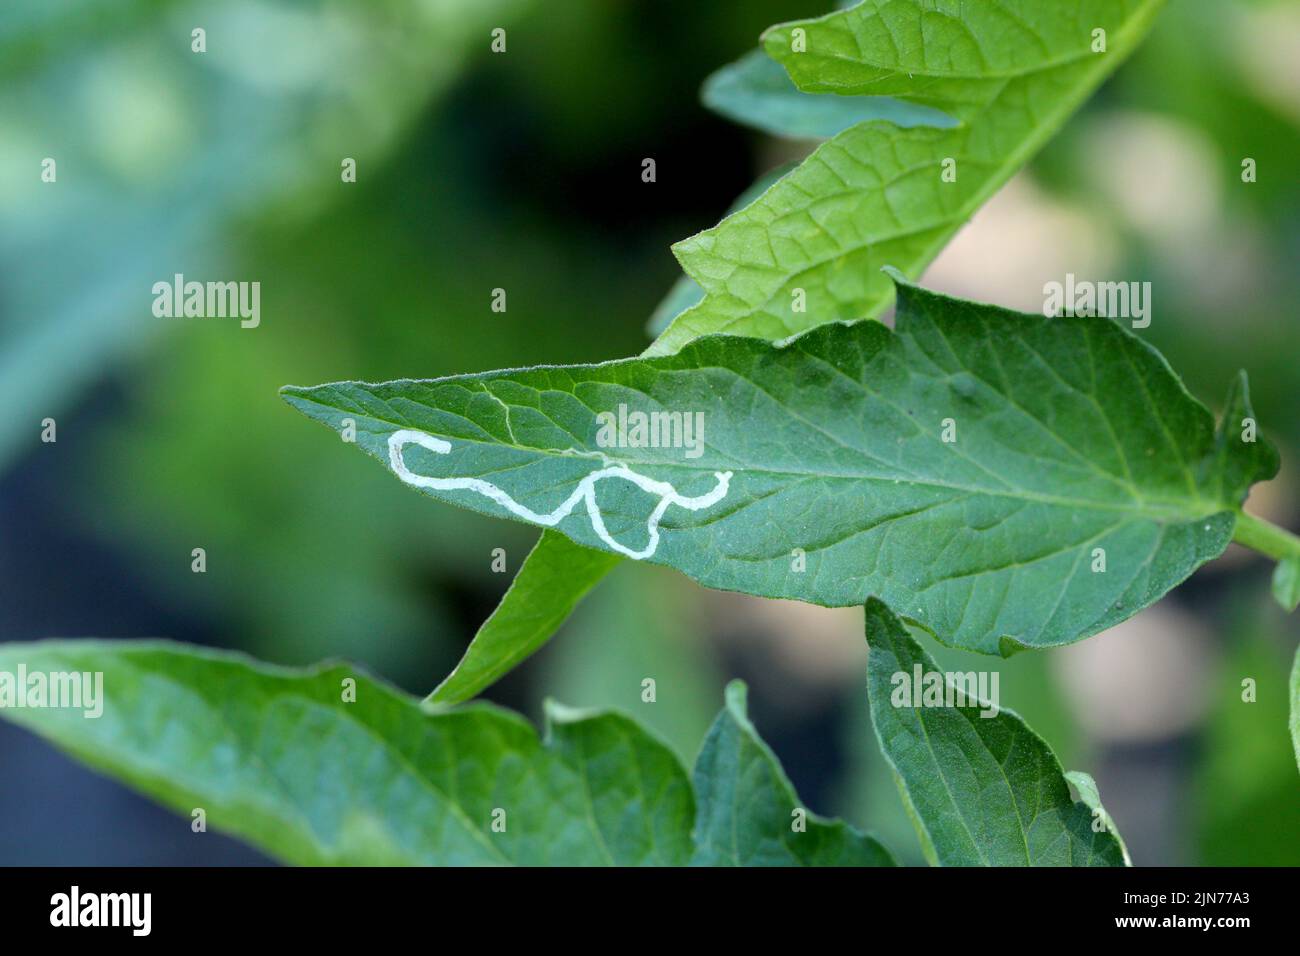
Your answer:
278,384 -> 313,411
542,697 -> 589,728
879,264 -> 910,286
758,22 -> 790,51
722,679 -> 749,719
997,634 -> 1032,659
862,598 -> 911,658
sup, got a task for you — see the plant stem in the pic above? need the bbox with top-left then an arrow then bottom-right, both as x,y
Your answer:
1232,511 -> 1300,563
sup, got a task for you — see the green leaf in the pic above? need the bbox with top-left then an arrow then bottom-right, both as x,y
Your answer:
691,680 -> 895,865
442,0 -> 1169,698
1207,371 -> 1279,509
0,641 -> 891,866
864,599 -> 1127,866
701,49 -> 954,141
646,164 -> 796,338
284,274 -> 1275,654
1194,619 -> 1300,865
508,173 -> 806,707
1273,557 -> 1300,614
428,531 -> 620,705
0,640 -> 693,866
650,0 -> 1166,354
646,276 -> 706,341
1064,770 -> 1132,865
450,165 -> 798,706
0,0 -> 536,475
1291,643 -> 1300,774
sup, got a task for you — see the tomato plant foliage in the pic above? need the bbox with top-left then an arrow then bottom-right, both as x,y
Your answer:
3,0 -> 1295,868
284,274 -> 1276,659
0,641 -> 898,866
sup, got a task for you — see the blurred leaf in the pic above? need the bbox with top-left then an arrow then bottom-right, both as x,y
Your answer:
429,532 -> 620,705
537,563 -> 719,762
1273,557 -> 1300,613
0,0 -> 533,473
1291,643 -> 1299,773
0,639 -> 694,865
85,328 -> 495,675
1109,0 -> 1300,229
651,0 -> 1166,353
0,640 -> 893,867
645,277 -> 706,342
284,275 -> 1276,654
701,49 -> 953,141
864,599 -> 1127,866
692,680 -> 895,865
1194,608 -> 1300,864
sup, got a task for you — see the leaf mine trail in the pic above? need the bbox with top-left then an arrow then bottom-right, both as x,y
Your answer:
387,428 -> 732,560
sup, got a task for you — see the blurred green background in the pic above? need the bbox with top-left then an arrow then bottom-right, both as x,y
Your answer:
0,0 -> 1296,865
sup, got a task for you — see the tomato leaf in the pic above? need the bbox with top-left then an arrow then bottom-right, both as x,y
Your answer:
0,640 -> 891,866
470,1 -> 1170,695
284,274 -> 1275,654
693,679 -> 895,865
701,49 -> 954,141
864,599 -> 1128,865
652,0 -> 1166,353
428,532 -> 620,705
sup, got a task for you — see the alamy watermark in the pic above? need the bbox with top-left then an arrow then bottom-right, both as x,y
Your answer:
890,663 -> 1000,718
152,273 -> 260,328
50,886 -> 150,936
0,665 -> 103,718
595,403 -> 705,459
1042,273 -> 1151,328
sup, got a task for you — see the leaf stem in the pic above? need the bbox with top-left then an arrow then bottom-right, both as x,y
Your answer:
1232,511 -> 1300,563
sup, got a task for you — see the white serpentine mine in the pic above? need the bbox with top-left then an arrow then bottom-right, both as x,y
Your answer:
387,428 -> 732,560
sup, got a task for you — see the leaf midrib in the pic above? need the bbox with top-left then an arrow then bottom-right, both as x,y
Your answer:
786,42 -> 1101,88
288,391 -> 1224,525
